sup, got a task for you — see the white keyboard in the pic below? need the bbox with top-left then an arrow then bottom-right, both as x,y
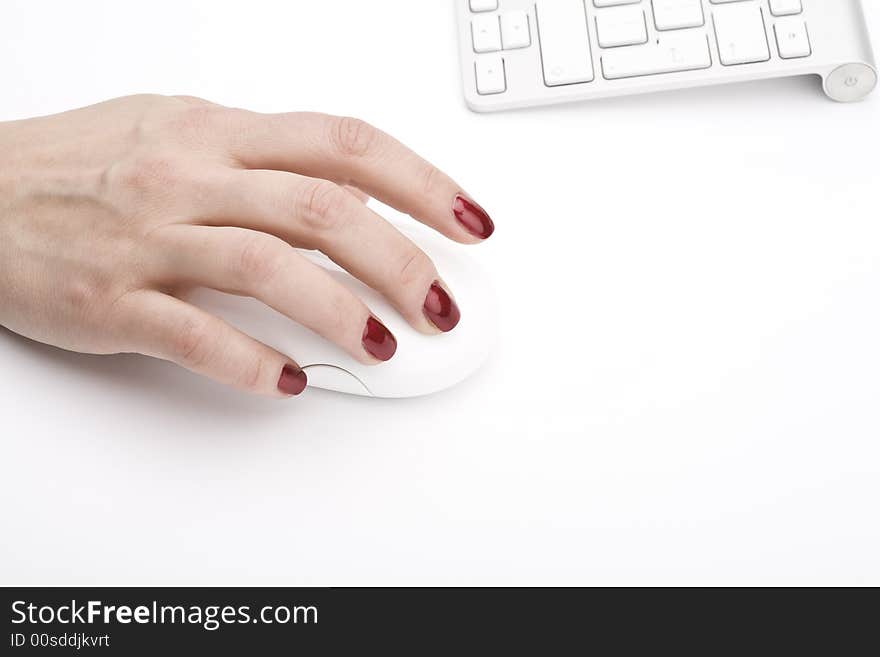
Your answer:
457,0 -> 877,111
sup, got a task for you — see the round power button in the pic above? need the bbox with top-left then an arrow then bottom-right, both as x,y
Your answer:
824,63 -> 878,102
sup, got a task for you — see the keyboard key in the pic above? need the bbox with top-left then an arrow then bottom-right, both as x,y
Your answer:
536,0 -> 595,86
475,55 -> 507,94
594,0 -> 640,6
470,0 -> 498,12
652,0 -> 705,31
601,32 -> 711,78
775,18 -> 811,58
769,0 -> 802,17
596,6 -> 647,48
472,14 -> 502,53
501,11 -> 531,50
713,3 -> 770,65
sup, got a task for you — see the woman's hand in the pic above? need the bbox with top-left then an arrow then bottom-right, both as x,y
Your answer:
0,95 -> 494,397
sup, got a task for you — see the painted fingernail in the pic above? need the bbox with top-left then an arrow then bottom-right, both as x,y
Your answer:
278,364 -> 308,396
453,194 -> 495,240
363,316 -> 397,362
423,281 -> 461,333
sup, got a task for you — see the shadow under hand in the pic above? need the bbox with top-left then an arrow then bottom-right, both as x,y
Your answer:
0,326 -> 282,419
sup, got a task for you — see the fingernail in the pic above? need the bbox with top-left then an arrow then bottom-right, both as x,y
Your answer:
278,364 -> 308,396
423,281 -> 461,333
363,316 -> 397,362
453,194 -> 495,240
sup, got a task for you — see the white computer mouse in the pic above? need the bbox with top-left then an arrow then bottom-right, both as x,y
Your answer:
186,222 -> 497,398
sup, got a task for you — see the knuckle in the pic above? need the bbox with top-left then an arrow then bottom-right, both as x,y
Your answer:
395,247 -> 435,289
60,271 -> 131,321
236,357 -> 265,391
298,180 -> 349,234
234,235 -> 285,290
172,104 -> 226,134
419,164 -> 445,198
60,278 -> 103,315
171,317 -> 217,369
330,116 -> 379,158
109,154 -> 183,194
322,288 -> 357,341
162,104 -> 240,150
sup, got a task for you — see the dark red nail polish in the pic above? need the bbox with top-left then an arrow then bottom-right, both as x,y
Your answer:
423,282 -> 461,333
453,195 -> 495,240
277,364 -> 307,396
363,316 -> 397,362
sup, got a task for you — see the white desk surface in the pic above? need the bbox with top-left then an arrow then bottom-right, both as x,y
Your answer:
1,0 -> 878,586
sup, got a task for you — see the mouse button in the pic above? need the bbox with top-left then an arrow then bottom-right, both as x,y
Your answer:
302,365 -> 373,396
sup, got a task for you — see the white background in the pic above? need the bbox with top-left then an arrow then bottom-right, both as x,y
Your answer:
1,0 -> 878,586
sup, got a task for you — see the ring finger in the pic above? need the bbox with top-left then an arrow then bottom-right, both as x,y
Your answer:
148,225 -> 398,364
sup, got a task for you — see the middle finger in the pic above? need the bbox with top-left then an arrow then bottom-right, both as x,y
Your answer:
195,168 -> 461,334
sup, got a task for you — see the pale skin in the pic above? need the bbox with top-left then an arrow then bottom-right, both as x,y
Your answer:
0,95 -> 494,397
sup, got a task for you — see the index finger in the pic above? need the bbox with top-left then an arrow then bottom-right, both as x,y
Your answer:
226,112 -> 495,243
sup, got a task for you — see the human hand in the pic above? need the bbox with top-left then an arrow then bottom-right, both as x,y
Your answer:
0,95 -> 494,397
